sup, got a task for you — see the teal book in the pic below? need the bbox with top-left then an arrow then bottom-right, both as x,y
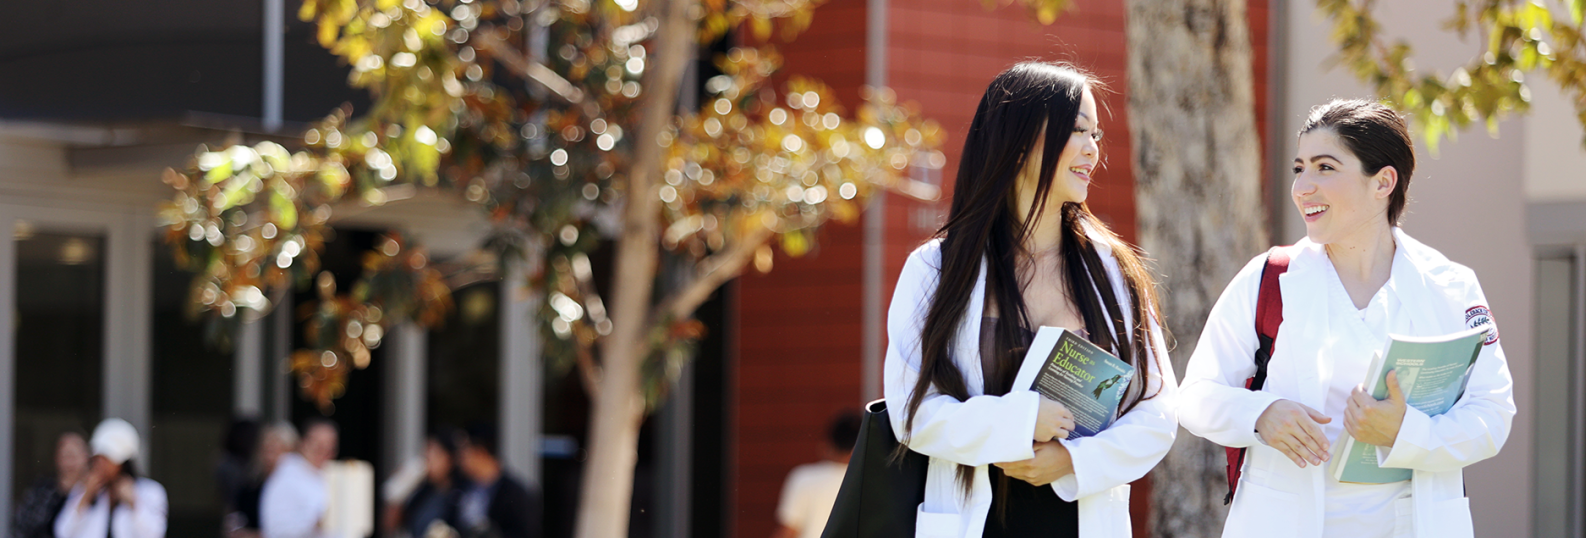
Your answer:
1011,327 -> 1136,440
1329,325 -> 1489,484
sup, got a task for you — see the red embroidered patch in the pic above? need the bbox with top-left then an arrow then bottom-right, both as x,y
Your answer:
1465,305 -> 1499,346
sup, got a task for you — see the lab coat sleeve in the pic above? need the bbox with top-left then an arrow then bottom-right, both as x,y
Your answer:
884,246 -> 1042,466
1051,313 -> 1179,501
1379,277 -> 1516,472
54,488 -> 89,538
127,481 -> 168,538
1177,255 -> 1283,448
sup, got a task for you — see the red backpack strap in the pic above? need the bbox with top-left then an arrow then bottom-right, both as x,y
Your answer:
1224,246 -> 1292,505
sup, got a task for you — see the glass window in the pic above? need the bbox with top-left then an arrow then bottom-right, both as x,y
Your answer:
149,239 -> 236,538
12,229 -> 104,503
426,281 -> 500,432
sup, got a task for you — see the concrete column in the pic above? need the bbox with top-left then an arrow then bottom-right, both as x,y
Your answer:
269,296 -> 293,424
384,323 -> 427,470
500,260 -> 541,484
656,363 -> 693,538
861,0 -> 889,404
263,0 -> 284,132
235,320 -> 265,417
0,215 -> 18,530
104,212 -> 152,469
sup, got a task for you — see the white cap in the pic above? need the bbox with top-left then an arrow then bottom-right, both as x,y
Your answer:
90,418 -> 139,465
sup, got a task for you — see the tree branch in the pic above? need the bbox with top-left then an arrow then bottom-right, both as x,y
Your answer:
473,29 -> 599,117
657,225 -> 775,321
574,328 -> 603,398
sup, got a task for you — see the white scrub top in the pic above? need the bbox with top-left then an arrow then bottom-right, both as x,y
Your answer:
1312,253 -> 1410,538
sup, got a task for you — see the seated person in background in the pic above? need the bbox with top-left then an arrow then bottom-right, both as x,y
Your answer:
12,431 -> 89,538
392,429 -> 465,538
260,419 -> 338,538
55,419 -> 168,538
229,423 -> 299,538
457,424 -> 541,538
772,410 -> 861,538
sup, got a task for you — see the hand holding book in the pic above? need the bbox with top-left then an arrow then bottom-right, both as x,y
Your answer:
1343,368 -> 1408,447
1011,327 -> 1136,440
1034,398 -> 1077,442
1329,325 -> 1487,484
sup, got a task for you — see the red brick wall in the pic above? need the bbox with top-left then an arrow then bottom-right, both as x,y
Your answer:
730,0 -> 872,536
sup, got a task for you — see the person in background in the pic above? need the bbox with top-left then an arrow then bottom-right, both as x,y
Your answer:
404,429 -> 465,538
228,423 -> 299,538
456,424 -> 541,538
260,419 -> 338,538
54,419 -> 168,538
217,419 -> 260,525
772,410 -> 861,538
11,431 -> 89,538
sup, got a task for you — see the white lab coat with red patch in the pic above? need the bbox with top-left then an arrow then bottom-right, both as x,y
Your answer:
1178,228 -> 1514,538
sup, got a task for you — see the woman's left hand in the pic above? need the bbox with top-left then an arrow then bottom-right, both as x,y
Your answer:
994,441 -> 1072,487
1345,369 -> 1408,447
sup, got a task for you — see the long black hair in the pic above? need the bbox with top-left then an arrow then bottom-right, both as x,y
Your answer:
900,61 -> 1166,499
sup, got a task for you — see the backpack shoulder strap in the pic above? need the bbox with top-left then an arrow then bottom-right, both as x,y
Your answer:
1250,246 -> 1291,391
1225,246 -> 1292,506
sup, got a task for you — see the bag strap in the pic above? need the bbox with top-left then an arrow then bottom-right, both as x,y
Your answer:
1224,246 -> 1292,505
1251,246 -> 1291,391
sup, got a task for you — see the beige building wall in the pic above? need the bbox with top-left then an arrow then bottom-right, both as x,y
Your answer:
1273,1 -> 1586,536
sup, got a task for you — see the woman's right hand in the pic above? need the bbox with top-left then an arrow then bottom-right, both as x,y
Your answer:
1255,399 -> 1333,468
1034,397 -> 1076,442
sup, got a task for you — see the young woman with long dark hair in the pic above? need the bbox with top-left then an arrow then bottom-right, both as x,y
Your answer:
882,62 -> 1178,538
1178,99 -> 1515,538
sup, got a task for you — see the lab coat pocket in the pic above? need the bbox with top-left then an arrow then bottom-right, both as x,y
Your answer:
1226,480 -> 1299,538
915,504 -> 962,538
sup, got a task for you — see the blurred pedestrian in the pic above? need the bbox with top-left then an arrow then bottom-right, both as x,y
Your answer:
260,419 -> 337,538
227,423 -> 299,538
395,430 -> 465,538
217,418 -> 260,517
456,425 -> 540,538
771,410 -> 861,538
11,431 -> 89,538
54,419 -> 168,538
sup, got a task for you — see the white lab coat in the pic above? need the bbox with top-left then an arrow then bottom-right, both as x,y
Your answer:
1178,228 -> 1514,538
54,478 -> 168,538
260,453 -> 330,538
884,231 -> 1179,538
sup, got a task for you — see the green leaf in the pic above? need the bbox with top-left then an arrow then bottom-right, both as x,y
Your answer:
219,174 -> 254,210
204,160 -> 233,184
1572,0 -> 1584,25
271,190 -> 298,231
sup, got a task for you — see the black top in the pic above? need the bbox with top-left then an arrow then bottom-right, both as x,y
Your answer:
979,318 -> 1080,538
460,472 -> 543,538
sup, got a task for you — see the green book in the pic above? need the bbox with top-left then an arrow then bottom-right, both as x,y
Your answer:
1329,325 -> 1488,484
1011,327 -> 1136,439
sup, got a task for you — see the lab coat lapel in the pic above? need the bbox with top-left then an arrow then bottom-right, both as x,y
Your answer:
954,257 -> 989,396
1276,242 -> 1334,411
1389,229 -> 1455,336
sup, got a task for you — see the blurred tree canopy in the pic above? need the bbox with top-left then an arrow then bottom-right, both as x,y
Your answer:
1321,0 -> 1586,151
160,0 -> 944,409
160,0 -> 947,533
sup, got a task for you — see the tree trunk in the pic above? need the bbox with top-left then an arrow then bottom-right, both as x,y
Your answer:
572,0 -> 696,535
1123,1 -> 1268,536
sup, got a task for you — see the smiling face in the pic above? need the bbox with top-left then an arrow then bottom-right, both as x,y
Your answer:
1291,128 -> 1396,245
1016,88 -> 1101,220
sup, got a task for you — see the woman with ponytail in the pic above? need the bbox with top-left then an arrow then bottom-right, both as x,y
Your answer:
882,62 -> 1178,538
